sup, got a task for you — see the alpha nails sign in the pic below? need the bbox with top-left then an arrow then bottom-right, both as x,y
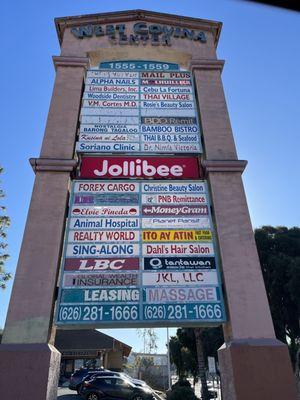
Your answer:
80,156 -> 201,179
76,61 -> 202,154
56,180 -> 226,327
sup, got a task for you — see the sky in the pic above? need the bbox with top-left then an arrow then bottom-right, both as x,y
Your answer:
0,0 -> 299,354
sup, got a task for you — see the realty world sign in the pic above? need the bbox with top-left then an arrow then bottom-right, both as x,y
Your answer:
55,180 -> 226,327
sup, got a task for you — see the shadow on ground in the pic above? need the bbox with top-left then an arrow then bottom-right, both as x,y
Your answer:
57,387 -> 79,399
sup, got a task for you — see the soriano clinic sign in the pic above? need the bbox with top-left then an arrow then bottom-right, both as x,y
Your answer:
56,180 -> 226,327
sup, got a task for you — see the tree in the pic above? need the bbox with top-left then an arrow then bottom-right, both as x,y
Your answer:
194,328 -> 210,400
0,167 -> 11,289
169,328 -> 222,400
254,226 -> 300,371
169,336 -> 185,379
136,328 -> 158,353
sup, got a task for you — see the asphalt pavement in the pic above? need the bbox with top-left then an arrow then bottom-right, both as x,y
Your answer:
57,387 -> 79,399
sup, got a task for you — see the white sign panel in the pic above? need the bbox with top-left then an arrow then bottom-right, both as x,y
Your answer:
76,61 -> 202,154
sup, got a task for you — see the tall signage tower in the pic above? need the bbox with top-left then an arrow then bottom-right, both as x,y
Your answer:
0,10 -> 296,400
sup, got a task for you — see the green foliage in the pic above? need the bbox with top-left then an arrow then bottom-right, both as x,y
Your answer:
0,166 -> 11,289
172,378 -> 192,388
169,336 -> 185,379
167,380 -> 199,400
255,226 -> 300,370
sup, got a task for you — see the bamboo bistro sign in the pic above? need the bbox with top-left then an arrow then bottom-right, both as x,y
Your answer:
71,23 -> 207,46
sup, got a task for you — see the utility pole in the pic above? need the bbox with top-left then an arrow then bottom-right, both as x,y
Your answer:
167,328 -> 171,390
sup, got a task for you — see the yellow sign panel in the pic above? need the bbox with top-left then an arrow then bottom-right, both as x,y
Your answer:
142,230 -> 212,242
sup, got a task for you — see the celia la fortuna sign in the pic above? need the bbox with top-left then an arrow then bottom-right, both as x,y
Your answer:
71,22 -> 207,46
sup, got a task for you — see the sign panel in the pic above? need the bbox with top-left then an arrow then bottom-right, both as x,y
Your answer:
56,180 -> 226,327
76,61 -> 202,154
80,156 -> 201,179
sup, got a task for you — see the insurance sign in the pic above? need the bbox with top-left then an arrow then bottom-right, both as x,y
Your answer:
56,180 -> 226,327
76,61 -> 202,154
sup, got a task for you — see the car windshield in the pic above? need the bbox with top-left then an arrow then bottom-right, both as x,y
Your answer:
94,377 -> 135,387
117,378 -> 135,387
119,373 -> 131,380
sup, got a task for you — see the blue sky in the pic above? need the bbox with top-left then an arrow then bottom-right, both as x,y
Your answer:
1,0 -> 299,353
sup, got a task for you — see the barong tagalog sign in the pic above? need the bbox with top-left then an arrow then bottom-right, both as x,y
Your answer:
55,180 -> 226,327
76,61 -> 202,154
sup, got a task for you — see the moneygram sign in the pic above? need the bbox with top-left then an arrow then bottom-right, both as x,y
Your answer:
80,156 -> 201,179
55,180 -> 226,327
76,61 -> 202,154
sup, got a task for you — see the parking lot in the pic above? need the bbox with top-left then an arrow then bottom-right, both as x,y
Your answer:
57,387 -> 78,399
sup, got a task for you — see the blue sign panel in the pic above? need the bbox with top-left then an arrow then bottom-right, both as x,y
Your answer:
55,180 -> 226,327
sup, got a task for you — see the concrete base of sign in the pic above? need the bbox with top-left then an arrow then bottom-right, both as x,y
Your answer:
218,338 -> 297,400
0,343 -> 61,400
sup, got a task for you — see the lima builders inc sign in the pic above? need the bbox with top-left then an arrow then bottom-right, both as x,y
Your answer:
71,23 -> 207,46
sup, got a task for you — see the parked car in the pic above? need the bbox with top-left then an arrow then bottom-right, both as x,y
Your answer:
69,367 -> 107,392
80,376 -> 155,400
74,370 -> 149,394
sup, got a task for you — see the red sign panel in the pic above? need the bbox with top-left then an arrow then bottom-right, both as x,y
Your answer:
80,156 -> 202,179
64,257 -> 140,271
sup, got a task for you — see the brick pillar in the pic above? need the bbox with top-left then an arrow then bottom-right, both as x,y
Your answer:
0,56 -> 89,400
191,59 -> 297,400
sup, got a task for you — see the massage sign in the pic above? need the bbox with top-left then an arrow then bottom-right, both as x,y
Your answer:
55,61 -> 226,326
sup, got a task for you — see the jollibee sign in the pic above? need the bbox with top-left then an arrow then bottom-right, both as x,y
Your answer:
80,156 -> 201,179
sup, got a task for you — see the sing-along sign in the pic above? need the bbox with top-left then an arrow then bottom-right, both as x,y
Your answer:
55,180 -> 226,327
76,61 -> 202,154
80,156 -> 202,179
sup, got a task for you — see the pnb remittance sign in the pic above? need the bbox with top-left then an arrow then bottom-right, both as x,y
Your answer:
55,180 -> 226,327
76,61 -> 202,154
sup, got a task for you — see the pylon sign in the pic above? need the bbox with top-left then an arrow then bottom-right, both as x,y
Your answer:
55,60 -> 226,327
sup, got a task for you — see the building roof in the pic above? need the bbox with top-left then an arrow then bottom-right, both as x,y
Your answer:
55,329 -> 132,357
54,9 -> 222,47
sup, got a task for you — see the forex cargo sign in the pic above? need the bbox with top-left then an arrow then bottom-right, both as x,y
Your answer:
56,180 -> 226,327
80,156 -> 201,179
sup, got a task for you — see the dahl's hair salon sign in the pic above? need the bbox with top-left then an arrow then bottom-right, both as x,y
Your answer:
80,156 -> 202,179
